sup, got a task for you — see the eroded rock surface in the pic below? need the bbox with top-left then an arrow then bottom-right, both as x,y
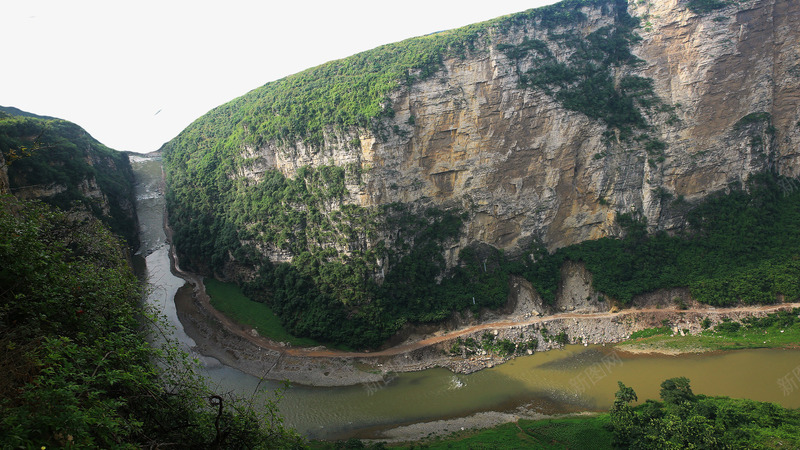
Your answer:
233,0 -> 800,258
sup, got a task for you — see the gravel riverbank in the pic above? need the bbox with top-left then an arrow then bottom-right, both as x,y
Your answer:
172,263 -> 800,387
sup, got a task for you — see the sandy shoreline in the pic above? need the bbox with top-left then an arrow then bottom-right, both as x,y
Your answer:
361,409 -> 560,444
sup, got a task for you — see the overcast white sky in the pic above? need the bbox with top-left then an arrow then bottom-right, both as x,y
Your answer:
1,1 -> 557,153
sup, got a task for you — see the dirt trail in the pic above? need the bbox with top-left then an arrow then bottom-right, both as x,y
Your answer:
169,239 -> 800,360
291,302 -> 800,358
162,172 -> 799,365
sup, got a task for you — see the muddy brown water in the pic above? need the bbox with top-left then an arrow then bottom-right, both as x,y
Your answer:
131,155 -> 800,440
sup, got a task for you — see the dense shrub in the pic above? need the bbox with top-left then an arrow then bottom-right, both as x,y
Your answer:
688,0 -> 731,14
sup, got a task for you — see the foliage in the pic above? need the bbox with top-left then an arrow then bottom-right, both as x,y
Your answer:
715,318 -> 742,333
166,150 -> 513,348
610,378 -> 800,448
742,307 -> 800,329
630,326 -> 672,339
171,165 -> 800,350
522,173 -> 800,306
735,111 -> 772,130
553,330 -> 570,345
0,196 -> 303,448
0,113 -> 138,245
499,0 -> 662,132
688,0 -> 731,14
205,279 -> 320,347
234,169 -> 800,349
237,197 -> 475,348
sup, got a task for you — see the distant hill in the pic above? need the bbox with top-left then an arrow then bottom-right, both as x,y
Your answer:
0,107 -> 138,246
0,105 -> 58,120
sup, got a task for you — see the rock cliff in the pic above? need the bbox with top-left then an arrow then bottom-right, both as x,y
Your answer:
162,0 -> 800,347
221,0 -> 800,254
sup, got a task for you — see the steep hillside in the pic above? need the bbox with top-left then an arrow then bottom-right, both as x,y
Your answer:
0,194 -> 302,448
163,0 -> 800,348
0,108 -> 138,245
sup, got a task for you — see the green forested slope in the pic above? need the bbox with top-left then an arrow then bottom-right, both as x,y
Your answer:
520,174 -> 800,305
0,195 -> 302,448
0,109 -> 138,245
163,0 -> 800,350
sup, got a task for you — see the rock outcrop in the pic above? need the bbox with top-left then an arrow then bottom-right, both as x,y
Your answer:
228,0 -> 800,255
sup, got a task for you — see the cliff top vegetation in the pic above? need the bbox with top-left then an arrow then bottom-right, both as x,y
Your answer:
164,0 -> 628,158
0,111 -> 138,245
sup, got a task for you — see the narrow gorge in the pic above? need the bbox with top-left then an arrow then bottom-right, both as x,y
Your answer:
163,0 -> 800,350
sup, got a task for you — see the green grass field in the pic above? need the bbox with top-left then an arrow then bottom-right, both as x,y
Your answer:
204,278 -> 320,347
617,312 -> 800,353
629,326 -> 672,339
386,415 -> 612,449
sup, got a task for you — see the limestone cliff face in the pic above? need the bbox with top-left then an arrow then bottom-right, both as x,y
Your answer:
232,0 -> 800,258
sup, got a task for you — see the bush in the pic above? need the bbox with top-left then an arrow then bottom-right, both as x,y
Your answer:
554,330 -> 570,345
688,0 -> 730,14
610,378 -> 800,448
715,320 -> 742,333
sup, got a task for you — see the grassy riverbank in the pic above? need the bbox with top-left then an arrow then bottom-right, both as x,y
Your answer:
310,415 -> 613,449
205,278 -> 319,347
616,307 -> 800,354
398,415 -> 612,449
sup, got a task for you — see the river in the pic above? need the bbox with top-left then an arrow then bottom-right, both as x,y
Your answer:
130,155 -> 800,440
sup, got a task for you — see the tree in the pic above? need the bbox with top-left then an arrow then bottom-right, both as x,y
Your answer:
609,381 -> 639,448
659,377 -> 695,406
608,377 -> 800,449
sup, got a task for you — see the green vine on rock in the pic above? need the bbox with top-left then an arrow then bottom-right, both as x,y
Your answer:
688,0 -> 732,15
497,0 -> 674,157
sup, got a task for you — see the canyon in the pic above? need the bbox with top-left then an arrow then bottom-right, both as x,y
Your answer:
202,0 -> 800,256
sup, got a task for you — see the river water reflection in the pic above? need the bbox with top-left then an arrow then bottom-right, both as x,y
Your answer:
131,155 -> 800,440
